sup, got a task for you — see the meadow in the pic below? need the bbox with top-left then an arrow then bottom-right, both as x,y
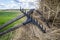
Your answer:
0,11 -> 25,40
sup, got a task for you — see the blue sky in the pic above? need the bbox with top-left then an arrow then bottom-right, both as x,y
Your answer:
0,0 -> 39,9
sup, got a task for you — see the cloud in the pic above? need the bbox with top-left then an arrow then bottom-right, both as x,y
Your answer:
0,0 -> 39,9
6,3 -> 19,9
18,0 -> 37,2
0,0 -> 20,9
0,3 -> 7,9
16,0 -> 39,9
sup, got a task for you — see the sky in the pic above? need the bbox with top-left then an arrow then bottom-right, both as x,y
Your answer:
0,0 -> 39,9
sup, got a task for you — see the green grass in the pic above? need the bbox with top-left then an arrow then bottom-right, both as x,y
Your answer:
0,12 -> 21,25
0,11 -> 25,40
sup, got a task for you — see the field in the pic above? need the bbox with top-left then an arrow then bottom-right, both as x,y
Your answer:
0,11 -> 25,40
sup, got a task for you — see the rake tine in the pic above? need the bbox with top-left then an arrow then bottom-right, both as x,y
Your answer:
31,18 -> 46,33
20,9 -> 25,13
20,9 -> 34,15
35,10 -> 43,15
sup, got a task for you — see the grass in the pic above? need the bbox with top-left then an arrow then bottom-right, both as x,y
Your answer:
0,11 -> 25,40
0,12 -> 21,25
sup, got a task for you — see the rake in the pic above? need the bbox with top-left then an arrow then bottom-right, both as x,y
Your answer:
0,8 -> 51,36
